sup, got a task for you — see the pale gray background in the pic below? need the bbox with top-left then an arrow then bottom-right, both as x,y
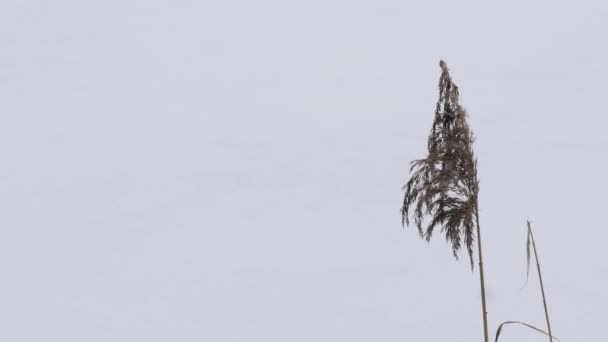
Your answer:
1,1 -> 606,341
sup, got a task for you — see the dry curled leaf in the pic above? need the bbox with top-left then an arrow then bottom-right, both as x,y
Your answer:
495,320 -> 561,342
524,221 -> 532,287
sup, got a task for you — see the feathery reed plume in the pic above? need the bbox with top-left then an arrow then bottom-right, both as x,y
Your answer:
401,60 -> 489,342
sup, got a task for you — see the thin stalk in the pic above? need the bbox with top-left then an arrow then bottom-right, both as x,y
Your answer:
527,221 -> 552,342
475,203 -> 489,342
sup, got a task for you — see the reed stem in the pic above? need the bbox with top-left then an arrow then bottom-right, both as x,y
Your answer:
476,204 -> 489,342
527,221 -> 553,342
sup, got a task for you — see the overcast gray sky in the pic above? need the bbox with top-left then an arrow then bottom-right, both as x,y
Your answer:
1,1 -> 607,341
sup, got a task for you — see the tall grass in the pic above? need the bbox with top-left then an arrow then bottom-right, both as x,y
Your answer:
525,221 -> 553,342
401,61 -> 489,342
401,62 -> 559,342
494,221 -> 558,342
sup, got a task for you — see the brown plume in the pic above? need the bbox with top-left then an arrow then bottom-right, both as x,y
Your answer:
401,60 -> 480,269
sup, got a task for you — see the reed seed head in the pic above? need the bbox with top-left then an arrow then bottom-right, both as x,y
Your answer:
401,61 -> 480,268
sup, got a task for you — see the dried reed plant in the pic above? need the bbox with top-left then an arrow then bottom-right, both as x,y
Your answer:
525,220 -> 553,342
495,221 -> 557,342
401,61 -> 489,342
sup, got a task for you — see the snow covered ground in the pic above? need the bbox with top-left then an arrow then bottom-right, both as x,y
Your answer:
1,1 -> 607,341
